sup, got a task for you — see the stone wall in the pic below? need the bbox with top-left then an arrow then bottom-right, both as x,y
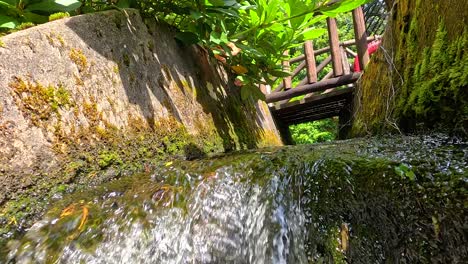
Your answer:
350,0 -> 467,136
0,9 -> 281,225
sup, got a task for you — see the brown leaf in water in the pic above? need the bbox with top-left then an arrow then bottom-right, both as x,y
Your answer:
60,204 -> 76,218
78,205 -> 89,231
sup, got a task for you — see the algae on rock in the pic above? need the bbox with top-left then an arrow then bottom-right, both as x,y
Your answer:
351,0 -> 468,136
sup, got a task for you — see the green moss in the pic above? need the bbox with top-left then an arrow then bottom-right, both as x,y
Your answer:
69,48 -> 88,72
122,53 -> 130,67
15,22 -> 35,31
396,22 -> 467,131
98,151 -> 122,169
9,77 -> 71,126
351,0 -> 468,136
49,12 -> 70,22
0,39 -> 4,48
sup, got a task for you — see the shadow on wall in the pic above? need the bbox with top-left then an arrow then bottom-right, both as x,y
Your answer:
65,9 -> 264,151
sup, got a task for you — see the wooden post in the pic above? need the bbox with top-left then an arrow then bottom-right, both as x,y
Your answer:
327,17 -> 343,77
304,41 -> 317,83
265,72 -> 361,103
341,46 -> 351,74
282,50 -> 292,90
352,6 -> 369,71
323,47 -> 350,94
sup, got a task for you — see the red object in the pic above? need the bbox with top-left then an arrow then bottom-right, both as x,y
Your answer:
353,40 -> 381,72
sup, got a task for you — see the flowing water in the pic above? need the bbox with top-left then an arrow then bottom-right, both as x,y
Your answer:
2,135 -> 467,263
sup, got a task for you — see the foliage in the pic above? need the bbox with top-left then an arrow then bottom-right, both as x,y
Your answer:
1,0 -> 370,101
401,22 -> 468,131
289,118 -> 338,144
0,0 -> 81,29
48,11 -> 69,21
135,0 -> 370,100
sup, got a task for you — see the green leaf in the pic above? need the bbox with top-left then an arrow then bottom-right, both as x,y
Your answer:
319,0 -> 370,17
250,85 -> 266,101
0,15 -> 18,28
116,0 -> 130,8
249,9 -> 259,26
270,70 -> 291,78
25,0 -> 82,13
0,0 -> 16,8
240,85 -> 251,101
207,7 -> 239,17
23,11 -> 48,23
207,0 -> 236,7
268,23 -> 284,32
300,28 -> 327,41
394,164 -> 416,181
175,31 -> 200,45
190,11 -> 203,20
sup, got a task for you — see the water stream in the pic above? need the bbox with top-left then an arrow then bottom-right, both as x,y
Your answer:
3,135 -> 467,263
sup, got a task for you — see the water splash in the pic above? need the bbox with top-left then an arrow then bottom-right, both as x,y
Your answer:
5,134 -> 467,263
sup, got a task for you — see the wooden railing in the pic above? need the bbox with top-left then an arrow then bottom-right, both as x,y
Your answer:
265,6 -> 378,104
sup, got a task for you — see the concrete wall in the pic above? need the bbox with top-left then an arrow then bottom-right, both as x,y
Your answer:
0,9 -> 281,208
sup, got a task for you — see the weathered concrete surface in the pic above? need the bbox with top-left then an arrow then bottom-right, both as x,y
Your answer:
0,10 -> 281,210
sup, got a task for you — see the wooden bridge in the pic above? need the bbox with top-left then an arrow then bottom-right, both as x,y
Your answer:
263,5 -> 381,144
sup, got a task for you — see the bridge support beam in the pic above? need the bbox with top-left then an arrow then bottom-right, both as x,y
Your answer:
338,91 -> 354,139
275,120 -> 294,145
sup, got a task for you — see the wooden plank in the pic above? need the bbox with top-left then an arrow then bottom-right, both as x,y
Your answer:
271,87 -> 352,112
327,17 -> 343,76
278,111 -> 340,125
352,6 -> 370,71
321,70 -> 334,81
275,103 -> 346,119
345,47 -> 357,58
304,41 -> 317,83
272,61 -> 307,93
265,73 -> 360,103
292,61 -> 306,79
341,46 -> 351,74
282,50 -> 292,89
316,56 -> 332,75
289,36 -> 379,64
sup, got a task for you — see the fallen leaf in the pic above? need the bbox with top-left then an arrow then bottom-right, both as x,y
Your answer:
78,205 -> 89,231
214,54 -> 227,64
227,42 -> 241,56
8,217 -> 17,226
231,65 -> 248,74
60,204 -> 76,218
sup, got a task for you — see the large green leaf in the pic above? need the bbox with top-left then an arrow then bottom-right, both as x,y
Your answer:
0,0 -> 17,7
299,28 -> 327,41
248,9 -> 259,26
175,31 -> 200,45
23,11 -> 48,23
319,0 -> 370,17
25,0 -> 81,13
0,15 -> 18,28
270,70 -> 291,77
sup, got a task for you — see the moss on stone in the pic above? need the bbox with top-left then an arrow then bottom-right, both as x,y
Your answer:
351,0 -> 468,136
397,23 -> 467,131
9,77 -> 71,126
69,48 -> 88,72
49,12 -> 70,22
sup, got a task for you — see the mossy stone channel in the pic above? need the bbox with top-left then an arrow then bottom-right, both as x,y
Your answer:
1,134 -> 466,263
